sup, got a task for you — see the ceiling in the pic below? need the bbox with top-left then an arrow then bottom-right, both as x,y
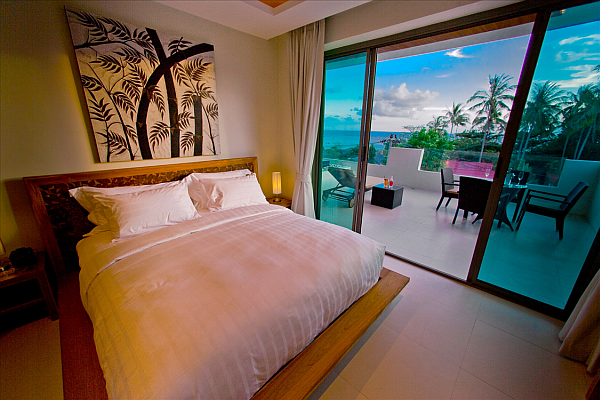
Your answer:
154,0 -> 371,40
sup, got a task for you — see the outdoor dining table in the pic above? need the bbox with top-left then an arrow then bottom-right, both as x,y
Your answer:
496,183 -> 528,231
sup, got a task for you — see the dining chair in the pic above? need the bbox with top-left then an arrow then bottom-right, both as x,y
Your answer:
515,181 -> 589,239
452,176 -> 491,224
436,167 -> 459,211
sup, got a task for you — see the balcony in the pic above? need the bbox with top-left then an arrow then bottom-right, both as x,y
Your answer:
319,148 -> 600,309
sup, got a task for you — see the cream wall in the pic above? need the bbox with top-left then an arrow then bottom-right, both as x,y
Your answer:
0,1 -> 284,253
0,0 -> 526,254
323,0 -> 517,50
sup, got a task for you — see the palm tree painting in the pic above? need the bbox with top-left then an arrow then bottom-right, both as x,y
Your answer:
66,8 -> 220,162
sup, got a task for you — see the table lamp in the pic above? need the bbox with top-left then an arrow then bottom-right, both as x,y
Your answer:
272,172 -> 282,202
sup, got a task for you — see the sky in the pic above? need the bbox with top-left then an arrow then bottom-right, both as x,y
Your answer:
323,5 -> 600,134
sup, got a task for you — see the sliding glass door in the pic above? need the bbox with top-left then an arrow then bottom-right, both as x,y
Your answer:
477,2 -> 600,310
361,21 -> 533,279
317,0 -> 599,317
317,53 -> 369,229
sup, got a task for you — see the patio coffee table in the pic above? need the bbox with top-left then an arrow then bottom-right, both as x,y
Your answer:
371,184 -> 403,209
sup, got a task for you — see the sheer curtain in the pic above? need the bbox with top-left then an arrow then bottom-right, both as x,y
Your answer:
559,267 -> 600,374
287,20 -> 324,218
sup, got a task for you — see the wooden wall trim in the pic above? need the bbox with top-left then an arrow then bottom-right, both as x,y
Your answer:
24,157 -> 258,276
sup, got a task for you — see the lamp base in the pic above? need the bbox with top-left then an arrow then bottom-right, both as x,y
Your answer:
272,197 -> 282,203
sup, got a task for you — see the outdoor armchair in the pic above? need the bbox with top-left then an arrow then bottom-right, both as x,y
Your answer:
515,181 -> 589,239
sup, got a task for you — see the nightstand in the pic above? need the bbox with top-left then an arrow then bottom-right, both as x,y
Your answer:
0,252 -> 58,320
266,197 -> 292,209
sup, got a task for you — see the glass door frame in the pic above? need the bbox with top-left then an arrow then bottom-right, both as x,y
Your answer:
314,51 -> 372,225
352,48 -> 378,233
318,0 -> 599,320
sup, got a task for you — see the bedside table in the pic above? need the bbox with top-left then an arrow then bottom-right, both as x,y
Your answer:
0,252 -> 58,320
267,197 -> 292,209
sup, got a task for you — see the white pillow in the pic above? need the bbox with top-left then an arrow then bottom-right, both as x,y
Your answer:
69,181 -> 180,226
200,174 -> 268,211
185,169 -> 252,180
184,169 -> 253,209
92,182 -> 198,239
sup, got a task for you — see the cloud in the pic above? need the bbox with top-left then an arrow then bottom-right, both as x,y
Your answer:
372,83 -> 439,118
445,48 -> 473,58
552,64 -> 600,88
351,107 -> 362,116
554,77 -> 599,88
559,34 -> 600,46
555,49 -> 600,63
436,73 -> 451,78
323,114 -> 361,130
565,64 -> 597,77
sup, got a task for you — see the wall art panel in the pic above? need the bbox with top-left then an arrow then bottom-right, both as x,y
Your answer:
66,8 -> 220,162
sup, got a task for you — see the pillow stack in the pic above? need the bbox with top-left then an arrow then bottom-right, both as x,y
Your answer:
69,168 -> 270,239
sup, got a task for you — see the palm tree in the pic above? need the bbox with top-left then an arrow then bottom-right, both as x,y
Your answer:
516,81 -> 567,160
468,74 -> 516,162
427,115 -> 449,136
562,83 -> 600,160
445,102 -> 470,137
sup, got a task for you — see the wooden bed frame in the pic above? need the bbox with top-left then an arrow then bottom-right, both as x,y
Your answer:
24,157 -> 409,400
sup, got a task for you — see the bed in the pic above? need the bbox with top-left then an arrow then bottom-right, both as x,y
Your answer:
24,157 -> 409,400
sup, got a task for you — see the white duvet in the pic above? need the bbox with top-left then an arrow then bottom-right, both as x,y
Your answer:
77,204 -> 385,400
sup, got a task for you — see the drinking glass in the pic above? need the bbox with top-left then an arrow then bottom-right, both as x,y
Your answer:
389,175 -> 394,188
518,171 -> 524,185
383,177 -> 389,188
485,169 -> 491,178
508,173 -> 515,185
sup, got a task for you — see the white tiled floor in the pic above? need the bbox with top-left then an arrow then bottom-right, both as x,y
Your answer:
310,257 -> 593,400
328,186 -> 596,308
0,258 -> 593,400
361,187 -> 480,279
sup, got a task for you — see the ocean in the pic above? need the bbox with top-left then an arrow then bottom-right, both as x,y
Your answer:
323,130 -> 410,150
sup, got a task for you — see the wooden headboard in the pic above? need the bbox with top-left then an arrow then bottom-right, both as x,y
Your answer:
24,157 -> 258,276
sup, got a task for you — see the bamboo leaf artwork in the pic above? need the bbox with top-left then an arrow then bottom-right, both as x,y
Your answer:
180,131 -> 194,153
149,121 -> 171,151
66,7 -> 220,162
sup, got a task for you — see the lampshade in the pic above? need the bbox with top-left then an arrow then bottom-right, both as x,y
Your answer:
0,239 -> 5,257
272,172 -> 282,196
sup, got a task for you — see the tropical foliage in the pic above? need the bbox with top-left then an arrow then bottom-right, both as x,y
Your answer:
445,102 -> 470,136
67,8 -> 219,162
405,126 -> 454,171
324,144 -> 377,162
515,81 -> 567,161
467,74 -> 516,162
397,71 -> 599,180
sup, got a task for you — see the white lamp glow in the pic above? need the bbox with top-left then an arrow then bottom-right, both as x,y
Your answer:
272,172 -> 282,202
0,239 -> 5,257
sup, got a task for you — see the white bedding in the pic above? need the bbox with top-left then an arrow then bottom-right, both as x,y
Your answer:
77,204 -> 385,400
